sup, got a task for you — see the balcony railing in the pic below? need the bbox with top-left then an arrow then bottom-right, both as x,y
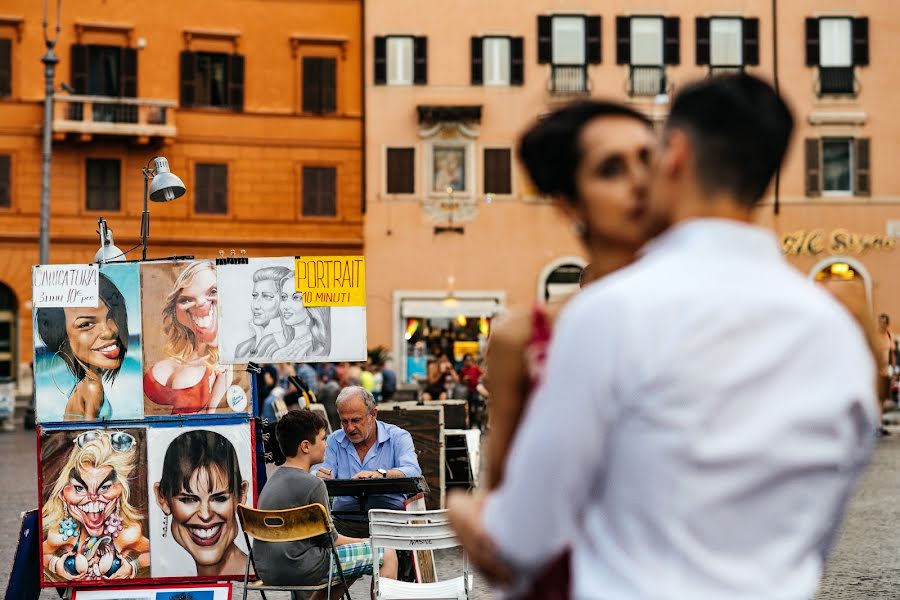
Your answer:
709,65 -> 744,77
549,64 -> 590,95
818,67 -> 856,96
53,95 -> 177,138
628,66 -> 666,97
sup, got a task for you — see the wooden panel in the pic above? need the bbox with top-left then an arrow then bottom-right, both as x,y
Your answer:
378,404 -> 444,509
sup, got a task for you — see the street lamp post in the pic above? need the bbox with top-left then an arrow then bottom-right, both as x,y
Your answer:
39,0 -> 61,265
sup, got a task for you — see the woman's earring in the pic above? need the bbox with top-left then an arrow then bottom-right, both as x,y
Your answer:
162,514 -> 168,538
59,505 -> 79,541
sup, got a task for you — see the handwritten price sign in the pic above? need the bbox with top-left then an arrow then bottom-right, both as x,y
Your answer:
32,264 -> 99,308
295,256 -> 366,306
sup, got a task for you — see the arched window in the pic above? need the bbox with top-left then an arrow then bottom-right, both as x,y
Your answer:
537,256 -> 586,303
0,281 -> 17,381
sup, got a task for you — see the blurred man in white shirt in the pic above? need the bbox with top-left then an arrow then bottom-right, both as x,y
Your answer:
449,74 -> 877,599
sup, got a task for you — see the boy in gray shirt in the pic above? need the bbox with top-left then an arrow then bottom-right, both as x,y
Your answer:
254,409 -> 397,596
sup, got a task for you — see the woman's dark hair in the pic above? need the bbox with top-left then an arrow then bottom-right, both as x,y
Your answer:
35,272 -> 129,385
158,430 -> 243,499
276,409 -> 328,458
518,100 -> 653,203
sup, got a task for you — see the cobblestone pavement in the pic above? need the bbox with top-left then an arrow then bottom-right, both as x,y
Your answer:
0,425 -> 896,599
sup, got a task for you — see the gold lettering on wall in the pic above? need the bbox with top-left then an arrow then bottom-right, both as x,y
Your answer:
782,229 -> 897,256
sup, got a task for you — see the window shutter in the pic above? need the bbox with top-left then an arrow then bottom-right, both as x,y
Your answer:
663,17 -> 680,65
179,51 -> 196,107
212,165 -> 228,213
510,37 -> 524,85
387,148 -> 415,194
855,138 -> 870,196
0,155 -> 10,208
585,16 -> 602,64
470,37 -> 483,85
537,16 -> 552,64
0,39 -> 11,97
742,18 -> 760,66
695,17 -> 710,66
852,17 -> 869,66
302,57 -> 322,113
804,138 -> 820,197
484,148 -> 511,195
228,54 -> 245,111
413,37 -> 427,84
616,17 -> 631,65
805,18 -> 819,66
71,44 -> 89,94
323,168 -> 336,215
374,36 -> 387,84
195,164 -> 210,213
322,57 -> 336,114
120,47 -> 137,97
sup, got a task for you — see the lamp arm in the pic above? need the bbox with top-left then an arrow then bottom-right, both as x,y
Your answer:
141,167 -> 151,260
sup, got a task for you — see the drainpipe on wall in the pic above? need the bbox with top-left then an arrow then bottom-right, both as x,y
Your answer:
360,0 -> 368,217
772,0 -> 781,216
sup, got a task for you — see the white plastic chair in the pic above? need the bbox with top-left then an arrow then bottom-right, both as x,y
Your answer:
368,508 -> 472,599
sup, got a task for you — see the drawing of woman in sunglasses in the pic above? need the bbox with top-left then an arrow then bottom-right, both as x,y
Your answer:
42,429 -> 150,581
35,272 -> 130,421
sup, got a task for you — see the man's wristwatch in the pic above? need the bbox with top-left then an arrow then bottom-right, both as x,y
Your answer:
377,468 -> 388,478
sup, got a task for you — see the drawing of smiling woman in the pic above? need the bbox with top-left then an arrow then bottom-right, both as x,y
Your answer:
42,430 -> 150,581
36,273 -> 129,422
144,262 -> 233,414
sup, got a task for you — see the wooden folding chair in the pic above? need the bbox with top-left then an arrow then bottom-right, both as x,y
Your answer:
369,508 -> 472,599
237,503 -> 351,600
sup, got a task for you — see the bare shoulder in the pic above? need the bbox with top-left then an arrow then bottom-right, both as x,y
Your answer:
489,308 -> 534,350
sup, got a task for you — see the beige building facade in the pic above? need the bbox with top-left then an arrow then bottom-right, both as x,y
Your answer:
364,0 -> 899,379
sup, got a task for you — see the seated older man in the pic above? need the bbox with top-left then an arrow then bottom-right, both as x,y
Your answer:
315,385 -> 422,537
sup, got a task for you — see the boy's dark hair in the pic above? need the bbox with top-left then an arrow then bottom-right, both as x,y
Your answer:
518,100 -> 653,203
666,74 -> 794,206
277,409 -> 328,458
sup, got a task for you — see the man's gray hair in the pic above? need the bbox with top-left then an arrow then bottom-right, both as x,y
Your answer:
336,385 -> 376,412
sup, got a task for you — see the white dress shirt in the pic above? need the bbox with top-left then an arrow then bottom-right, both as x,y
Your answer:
484,219 -> 877,599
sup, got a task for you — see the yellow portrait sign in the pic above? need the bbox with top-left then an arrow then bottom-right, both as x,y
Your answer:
295,256 -> 366,306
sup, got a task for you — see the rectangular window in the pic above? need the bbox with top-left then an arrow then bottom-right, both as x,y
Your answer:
85,159 -> 120,211
387,37 -> 414,85
631,17 -> 663,65
302,56 -> 337,114
302,166 -> 337,216
386,148 -> 415,194
0,38 -> 11,97
0,155 -> 10,208
710,18 -> 742,66
195,53 -> 229,107
820,18 -> 852,67
822,138 -> 852,194
552,17 -> 586,64
483,38 -> 511,85
194,163 -> 228,214
484,148 -> 512,195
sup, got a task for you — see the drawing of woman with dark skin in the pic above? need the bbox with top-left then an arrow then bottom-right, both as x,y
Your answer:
42,430 -> 150,581
144,262 -> 234,414
36,273 -> 129,421
154,430 -> 249,577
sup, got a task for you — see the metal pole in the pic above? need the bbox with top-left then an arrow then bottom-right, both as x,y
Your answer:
39,0 -> 61,265
141,169 -> 150,260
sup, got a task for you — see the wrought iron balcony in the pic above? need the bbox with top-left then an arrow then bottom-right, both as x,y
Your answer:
549,64 -> 590,95
628,66 -> 666,97
818,67 -> 856,96
53,95 -> 177,138
709,65 -> 744,77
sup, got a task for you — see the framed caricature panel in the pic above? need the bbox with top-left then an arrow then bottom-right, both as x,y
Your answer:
72,582 -> 232,599
34,263 -> 144,423
39,426 -> 150,586
217,257 -> 366,364
140,261 -> 252,418
146,421 -> 255,579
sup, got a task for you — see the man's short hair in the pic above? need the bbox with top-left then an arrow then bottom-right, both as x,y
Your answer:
666,74 -> 794,206
336,385 -> 376,412
276,409 -> 328,458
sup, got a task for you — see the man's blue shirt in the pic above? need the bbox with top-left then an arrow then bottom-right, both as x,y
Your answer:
315,421 -> 422,513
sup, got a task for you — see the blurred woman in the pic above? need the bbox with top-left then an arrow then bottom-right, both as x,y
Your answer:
36,273 -> 129,421
144,262 -> 233,414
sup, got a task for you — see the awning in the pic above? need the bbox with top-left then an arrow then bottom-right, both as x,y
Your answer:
401,298 -> 501,319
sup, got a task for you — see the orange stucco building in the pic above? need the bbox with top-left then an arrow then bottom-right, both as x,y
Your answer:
0,0 -> 363,384
364,0 -> 899,380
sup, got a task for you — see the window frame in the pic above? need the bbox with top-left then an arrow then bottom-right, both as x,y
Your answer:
821,137 -> 854,196
301,55 -> 338,115
300,164 -> 339,218
192,162 -> 230,216
818,17 -> 853,68
0,153 -> 11,210
482,36 -> 512,86
482,147 -> 513,197
0,36 -> 13,99
384,146 -> 416,196
709,17 -> 743,67
385,35 -> 415,85
84,157 -> 122,213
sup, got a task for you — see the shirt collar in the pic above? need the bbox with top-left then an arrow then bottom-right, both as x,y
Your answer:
337,420 -> 386,449
638,218 -> 782,261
